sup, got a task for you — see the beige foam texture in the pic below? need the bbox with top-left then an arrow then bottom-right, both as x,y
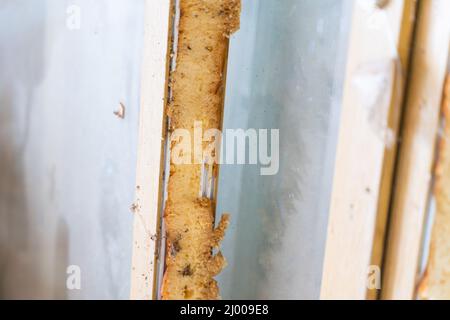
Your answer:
161,0 -> 240,300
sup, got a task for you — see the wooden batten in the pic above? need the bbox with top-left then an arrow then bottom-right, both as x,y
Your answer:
382,0 -> 450,300
130,0 -> 173,300
368,0 -> 417,300
321,0 -> 412,300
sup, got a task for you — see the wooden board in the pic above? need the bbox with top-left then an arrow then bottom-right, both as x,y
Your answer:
321,0 -> 411,300
368,0 -> 417,300
130,0 -> 173,300
382,0 -> 450,300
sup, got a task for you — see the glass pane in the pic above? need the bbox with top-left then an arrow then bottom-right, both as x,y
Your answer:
217,0 -> 352,299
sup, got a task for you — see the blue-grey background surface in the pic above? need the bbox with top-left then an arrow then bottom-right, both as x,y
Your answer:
217,0 -> 351,299
0,0 -> 144,299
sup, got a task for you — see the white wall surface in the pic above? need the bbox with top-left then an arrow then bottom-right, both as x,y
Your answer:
0,0 -> 145,299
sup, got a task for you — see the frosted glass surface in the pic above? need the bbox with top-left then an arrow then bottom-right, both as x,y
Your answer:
217,0 -> 352,299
